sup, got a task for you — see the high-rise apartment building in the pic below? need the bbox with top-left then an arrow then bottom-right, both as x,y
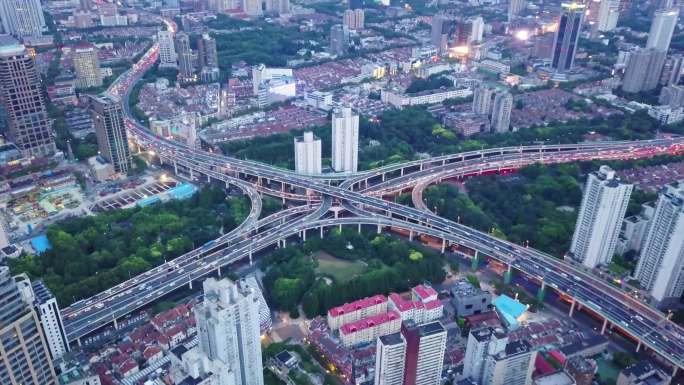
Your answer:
402,321 -> 447,385
622,48 -> 666,93
242,0 -> 263,16
491,92 -> 513,133
294,131 -> 322,175
508,0 -> 526,21
30,281 -> 69,360
343,9 -> 365,30
569,165 -> 633,268
0,0 -> 46,38
469,16 -> 484,44
659,84 -> 684,107
472,86 -> 494,115
551,2 -> 585,72
597,0 -> 619,31
194,278 -> 264,385
462,327 -> 536,385
634,183 -> 684,308
332,106 -> 359,173
198,32 -> 220,82
463,327 -> 508,384
0,267 -> 57,385
0,36 -> 55,158
660,54 -> 683,86
90,94 -> 132,174
73,41 -> 103,89
646,8 -> 678,52
375,333 -> 407,385
481,340 -> 536,385
158,30 -> 178,69
330,24 -> 350,56
175,32 -> 196,83
431,14 -> 457,53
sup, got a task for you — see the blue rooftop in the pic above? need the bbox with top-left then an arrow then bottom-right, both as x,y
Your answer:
30,235 -> 52,254
137,196 -> 161,207
167,183 -> 197,200
493,294 -> 527,329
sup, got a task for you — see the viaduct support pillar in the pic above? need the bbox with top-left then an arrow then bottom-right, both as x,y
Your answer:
174,161 -> 178,175
601,318 -> 609,335
77,338 -> 82,347
636,340 -> 642,353
249,250 -> 253,265
113,318 -> 118,329
409,230 -> 413,241
302,230 -> 306,242
217,264 -> 221,276
471,251 -> 479,271
569,299 -> 576,317
358,223 -> 361,234
537,282 -> 546,303
503,264 -> 512,285
377,224 -> 382,234
188,279 -> 193,290
320,226 -> 323,238
441,239 -> 446,254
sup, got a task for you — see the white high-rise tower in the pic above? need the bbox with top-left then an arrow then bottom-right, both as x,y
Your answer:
374,333 -> 407,385
569,165 -> 633,268
646,8 -> 679,52
157,30 -> 178,69
332,107 -> 359,173
294,131 -> 322,175
634,183 -> 684,308
194,278 -> 264,385
0,0 -> 46,38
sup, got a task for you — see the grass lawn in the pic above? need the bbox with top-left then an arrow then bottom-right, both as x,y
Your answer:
313,251 -> 367,283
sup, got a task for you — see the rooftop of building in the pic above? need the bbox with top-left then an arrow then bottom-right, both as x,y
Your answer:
328,294 -> 387,317
379,332 -> 404,346
419,321 -> 445,337
30,280 -> 55,303
622,360 -> 670,382
534,370 -> 575,385
450,278 -> 488,297
0,35 -> 24,57
339,310 -> 400,335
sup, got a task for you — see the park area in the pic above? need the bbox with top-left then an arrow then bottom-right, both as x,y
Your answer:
313,251 -> 367,284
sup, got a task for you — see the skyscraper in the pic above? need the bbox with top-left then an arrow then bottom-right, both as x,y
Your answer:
375,333 -> 407,385
30,281 -> 69,361
463,327 -> 508,384
175,31 -> 195,83
634,183 -> 684,308
508,0 -> 526,21
0,36 -> 55,158
242,0 -> 263,16
469,16 -> 484,44
401,321 -> 447,385
646,8 -> 679,84
198,32 -> 220,82
343,9 -> 365,30
660,54 -> 683,86
195,278 -> 264,385
431,14 -> 456,53
158,30 -> 178,69
330,24 -> 350,56
551,2 -> 585,72
621,48 -> 665,93
569,165 -> 633,269
90,94 -> 132,174
472,86 -> 494,115
294,131 -> 322,175
332,106 -> 359,173
72,41 -> 103,89
491,92 -> 513,133
0,0 -> 46,39
596,0 -> 619,31
462,327 -> 536,385
0,267 -> 57,385
646,8 -> 678,52
481,340 -> 536,385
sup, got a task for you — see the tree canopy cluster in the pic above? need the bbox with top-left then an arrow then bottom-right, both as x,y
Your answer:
9,187 -> 250,306
405,74 -> 454,94
261,228 -> 446,318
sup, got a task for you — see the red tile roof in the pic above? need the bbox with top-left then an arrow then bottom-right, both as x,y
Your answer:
413,284 -> 437,300
328,295 -> 387,317
424,299 -> 443,310
340,311 -> 400,335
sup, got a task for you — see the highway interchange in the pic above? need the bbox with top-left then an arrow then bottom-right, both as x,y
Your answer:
60,20 -> 684,371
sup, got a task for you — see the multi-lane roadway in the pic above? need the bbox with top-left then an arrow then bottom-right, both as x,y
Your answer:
61,23 -> 684,371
